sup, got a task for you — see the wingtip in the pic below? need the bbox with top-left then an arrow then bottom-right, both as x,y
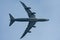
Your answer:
20,37 -> 23,39
9,24 -> 11,26
19,1 -> 22,3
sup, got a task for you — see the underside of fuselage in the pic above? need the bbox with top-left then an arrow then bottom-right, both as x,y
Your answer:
15,18 -> 49,22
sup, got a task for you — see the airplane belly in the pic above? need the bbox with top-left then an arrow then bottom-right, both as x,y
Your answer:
15,18 -> 29,22
15,18 -> 37,22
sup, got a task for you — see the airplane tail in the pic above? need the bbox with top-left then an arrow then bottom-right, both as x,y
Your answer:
9,14 -> 15,26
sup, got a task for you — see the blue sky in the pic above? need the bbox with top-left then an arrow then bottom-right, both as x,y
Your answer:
0,0 -> 60,40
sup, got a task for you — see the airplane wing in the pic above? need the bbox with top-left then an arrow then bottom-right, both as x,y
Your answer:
20,21 -> 36,39
20,1 -> 36,39
20,1 -> 36,18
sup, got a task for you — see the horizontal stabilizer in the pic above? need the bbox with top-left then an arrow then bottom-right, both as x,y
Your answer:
9,14 -> 15,26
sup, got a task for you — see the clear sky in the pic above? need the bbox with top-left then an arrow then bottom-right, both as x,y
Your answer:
0,0 -> 60,40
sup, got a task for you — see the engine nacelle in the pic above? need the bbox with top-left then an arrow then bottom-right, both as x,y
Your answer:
28,31 -> 31,33
26,7 -> 31,9
33,26 -> 36,28
32,12 -> 36,15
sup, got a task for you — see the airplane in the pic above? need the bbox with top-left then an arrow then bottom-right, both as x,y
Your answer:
9,1 -> 49,39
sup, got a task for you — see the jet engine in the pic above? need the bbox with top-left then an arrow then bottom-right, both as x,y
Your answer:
28,31 -> 31,33
32,12 -> 36,15
33,26 -> 36,28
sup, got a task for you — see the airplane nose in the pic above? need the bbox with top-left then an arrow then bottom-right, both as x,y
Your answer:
46,19 -> 49,21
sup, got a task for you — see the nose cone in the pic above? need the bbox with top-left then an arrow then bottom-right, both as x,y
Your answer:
46,19 -> 49,21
